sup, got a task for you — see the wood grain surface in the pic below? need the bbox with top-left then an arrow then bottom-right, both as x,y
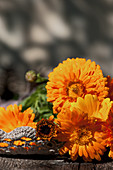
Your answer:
0,155 -> 113,170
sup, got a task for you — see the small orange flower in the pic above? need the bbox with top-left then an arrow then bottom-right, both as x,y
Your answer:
13,140 -> 25,146
0,104 -> 36,133
0,143 -> 8,147
107,75 -> 113,101
11,137 -> 33,147
55,94 -> 112,161
46,58 -> 108,113
36,116 -> 58,141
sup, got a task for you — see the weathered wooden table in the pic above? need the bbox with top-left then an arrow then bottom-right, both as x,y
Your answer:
0,155 -> 113,170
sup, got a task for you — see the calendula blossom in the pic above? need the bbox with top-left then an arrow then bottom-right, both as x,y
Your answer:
0,104 -> 37,147
0,104 -> 36,133
55,94 -> 112,161
107,75 -> 113,101
46,58 -> 108,113
36,115 -> 58,141
102,104 -> 113,159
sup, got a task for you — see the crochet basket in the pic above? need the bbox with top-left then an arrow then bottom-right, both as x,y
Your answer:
0,126 -> 59,155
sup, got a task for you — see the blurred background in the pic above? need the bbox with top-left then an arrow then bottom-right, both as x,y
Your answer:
0,0 -> 113,101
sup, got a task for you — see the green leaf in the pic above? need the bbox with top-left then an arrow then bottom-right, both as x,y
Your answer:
19,83 -> 53,121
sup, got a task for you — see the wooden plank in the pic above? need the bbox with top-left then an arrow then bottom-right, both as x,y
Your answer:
0,156 -> 79,170
0,156 -> 113,170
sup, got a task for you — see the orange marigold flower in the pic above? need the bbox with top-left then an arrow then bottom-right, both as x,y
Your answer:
46,58 -> 108,113
0,104 -> 36,133
55,94 -> 112,161
36,115 -> 58,141
106,75 -> 113,101
102,104 -> 113,159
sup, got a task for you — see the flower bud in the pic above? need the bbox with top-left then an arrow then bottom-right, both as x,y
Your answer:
25,70 -> 37,82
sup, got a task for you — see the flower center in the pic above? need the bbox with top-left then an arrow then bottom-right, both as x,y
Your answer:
67,82 -> 84,98
40,125 -> 51,135
70,128 -> 93,145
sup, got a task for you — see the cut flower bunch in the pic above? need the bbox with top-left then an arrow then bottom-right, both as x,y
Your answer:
0,58 -> 113,162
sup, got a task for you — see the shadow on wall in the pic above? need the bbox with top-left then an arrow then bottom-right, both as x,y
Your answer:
0,0 -> 113,99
